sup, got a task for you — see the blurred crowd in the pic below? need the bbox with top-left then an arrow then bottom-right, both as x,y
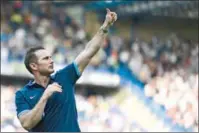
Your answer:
75,91 -> 146,132
1,85 -> 25,132
144,71 -> 198,131
1,1 -> 198,132
127,34 -> 198,83
1,1 -> 88,65
125,33 -> 198,131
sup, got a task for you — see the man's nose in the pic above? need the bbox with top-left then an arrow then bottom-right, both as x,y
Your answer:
50,58 -> 54,64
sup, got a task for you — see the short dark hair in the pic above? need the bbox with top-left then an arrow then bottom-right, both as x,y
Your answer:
24,46 -> 45,74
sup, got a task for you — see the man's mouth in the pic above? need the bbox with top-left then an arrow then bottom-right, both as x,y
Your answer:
49,65 -> 54,68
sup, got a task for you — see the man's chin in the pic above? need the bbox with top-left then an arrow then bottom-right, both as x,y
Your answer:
47,69 -> 54,75
50,69 -> 55,74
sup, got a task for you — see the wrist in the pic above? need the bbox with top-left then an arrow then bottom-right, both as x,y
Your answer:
100,26 -> 108,34
100,23 -> 110,34
102,22 -> 110,30
42,92 -> 50,100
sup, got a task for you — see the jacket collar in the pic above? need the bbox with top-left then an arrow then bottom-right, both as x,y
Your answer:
27,75 -> 55,88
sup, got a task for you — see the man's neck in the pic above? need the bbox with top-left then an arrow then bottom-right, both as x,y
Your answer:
34,74 -> 50,88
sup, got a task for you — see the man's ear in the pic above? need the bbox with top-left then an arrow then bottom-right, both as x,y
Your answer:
29,63 -> 38,71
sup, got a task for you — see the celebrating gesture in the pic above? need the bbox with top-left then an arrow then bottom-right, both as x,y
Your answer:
15,8 -> 118,132
104,8 -> 118,26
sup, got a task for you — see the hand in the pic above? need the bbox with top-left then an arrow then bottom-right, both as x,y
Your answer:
43,82 -> 62,99
103,8 -> 117,27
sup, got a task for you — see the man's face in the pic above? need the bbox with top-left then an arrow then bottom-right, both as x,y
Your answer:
34,49 -> 54,75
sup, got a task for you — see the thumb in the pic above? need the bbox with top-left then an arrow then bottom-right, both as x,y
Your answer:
106,8 -> 111,14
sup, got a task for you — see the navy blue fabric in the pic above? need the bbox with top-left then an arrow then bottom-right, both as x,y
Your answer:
15,62 -> 81,132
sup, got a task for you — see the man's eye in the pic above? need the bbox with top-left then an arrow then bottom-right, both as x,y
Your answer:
45,56 -> 52,60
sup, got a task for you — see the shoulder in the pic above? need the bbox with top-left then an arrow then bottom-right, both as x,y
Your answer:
15,84 -> 30,98
53,62 -> 74,77
55,62 -> 80,76
52,62 -> 81,84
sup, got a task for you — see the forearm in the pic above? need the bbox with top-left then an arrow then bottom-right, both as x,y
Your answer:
75,24 -> 110,73
20,95 -> 48,130
85,24 -> 109,55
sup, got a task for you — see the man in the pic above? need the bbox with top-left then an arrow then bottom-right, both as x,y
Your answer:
15,8 -> 117,132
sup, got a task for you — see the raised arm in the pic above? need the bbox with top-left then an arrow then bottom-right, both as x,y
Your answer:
75,8 -> 117,73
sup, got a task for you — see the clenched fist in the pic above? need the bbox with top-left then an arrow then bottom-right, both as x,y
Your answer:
44,82 -> 62,99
